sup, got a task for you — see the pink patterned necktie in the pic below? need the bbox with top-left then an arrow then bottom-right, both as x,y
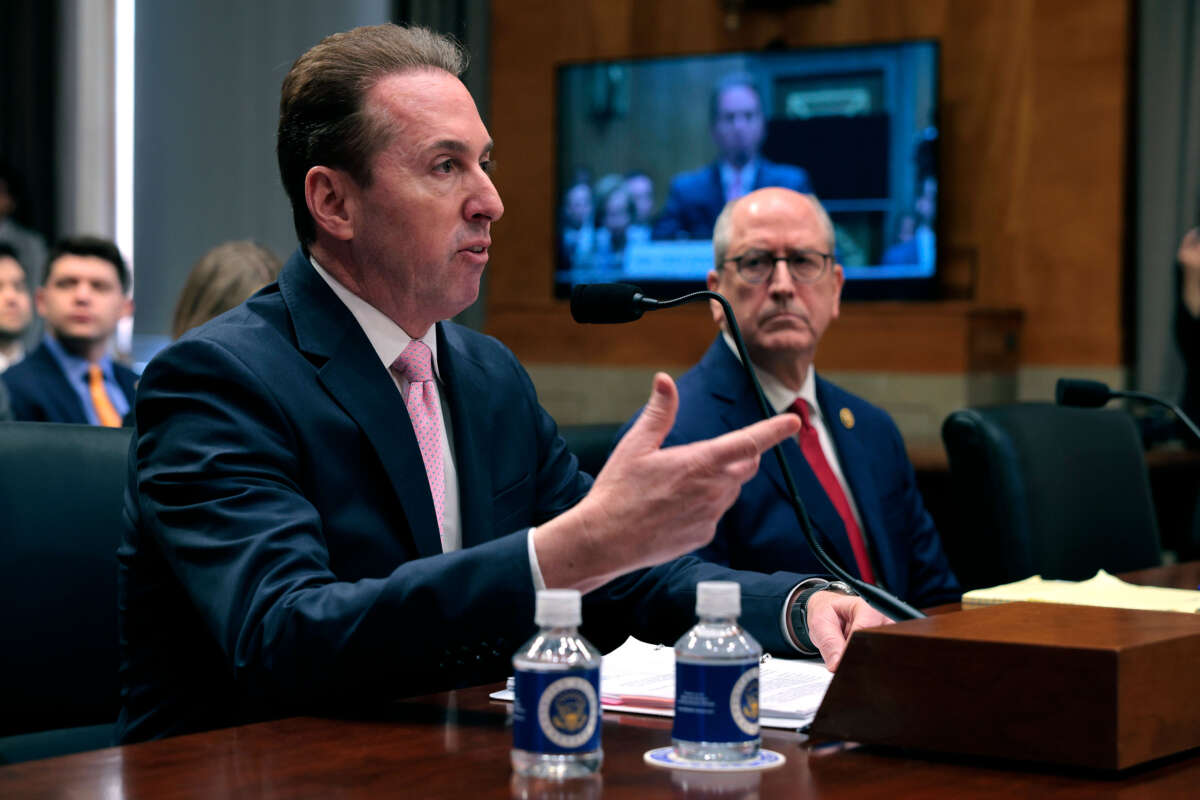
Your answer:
394,340 -> 446,545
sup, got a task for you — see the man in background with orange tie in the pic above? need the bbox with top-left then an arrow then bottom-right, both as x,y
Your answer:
1,236 -> 136,425
622,188 -> 959,628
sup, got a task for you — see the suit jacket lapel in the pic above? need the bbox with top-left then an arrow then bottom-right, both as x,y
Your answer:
116,365 -> 138,406
437,323 -> 493,549
815,378 -> 900,590
704,164 -> 727,222
280,251 -> 443,558
34,345 -> 90,424
701,338 -> 862,576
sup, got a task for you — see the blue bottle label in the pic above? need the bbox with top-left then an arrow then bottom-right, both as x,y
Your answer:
512,667 -> 601,754
673,661 -> 759,743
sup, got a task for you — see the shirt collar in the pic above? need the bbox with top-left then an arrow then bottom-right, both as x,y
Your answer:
42,333 -> 114,383
0,342 -> 24,370
719,158 -> 759,192
309,255 -> 441,380
719,330 -> 819,421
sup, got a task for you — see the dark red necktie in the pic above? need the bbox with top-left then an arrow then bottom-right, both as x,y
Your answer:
791,399 -> 876,584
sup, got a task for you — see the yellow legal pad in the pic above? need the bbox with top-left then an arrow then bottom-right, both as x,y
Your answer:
962,570 -> 1200,614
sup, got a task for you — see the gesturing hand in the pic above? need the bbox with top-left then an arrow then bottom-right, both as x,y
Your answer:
535,373 -> 799,591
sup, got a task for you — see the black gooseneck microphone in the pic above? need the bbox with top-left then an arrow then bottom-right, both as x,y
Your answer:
570,283 -> 924,621
1055,377 -> 1200,445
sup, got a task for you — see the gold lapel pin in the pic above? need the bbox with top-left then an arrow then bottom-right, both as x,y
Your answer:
839,407 -> 855,429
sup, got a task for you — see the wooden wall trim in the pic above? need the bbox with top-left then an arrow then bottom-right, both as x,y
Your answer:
491,301 -> 1023,374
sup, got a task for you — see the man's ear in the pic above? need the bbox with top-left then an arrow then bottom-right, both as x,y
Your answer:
305,166 -> 356,242
830,263 -> 844,322
706,269 -> 726,327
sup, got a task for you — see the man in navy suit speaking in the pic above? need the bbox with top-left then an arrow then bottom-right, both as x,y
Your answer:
625,188 -> 959,609
117,25 -> 891,743
654,74 -> 813,240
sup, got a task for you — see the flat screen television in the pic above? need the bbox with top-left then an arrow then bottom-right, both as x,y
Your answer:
553,40 -> 939,301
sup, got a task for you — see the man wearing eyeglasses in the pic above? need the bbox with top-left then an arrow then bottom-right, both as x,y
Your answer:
621,187 -> 959,611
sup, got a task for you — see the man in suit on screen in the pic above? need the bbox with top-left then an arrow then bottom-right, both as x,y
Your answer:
653,74 -> 813,240
117,24 -> 891,743
624,188 -> 959,609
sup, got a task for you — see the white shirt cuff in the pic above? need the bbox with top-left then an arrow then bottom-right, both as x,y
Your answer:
527,527 -> 546,591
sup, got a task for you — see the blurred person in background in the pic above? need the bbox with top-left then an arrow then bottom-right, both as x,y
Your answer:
0,242 -> 33,371
171,241 -> 282,339
1176,227 -> 1200,434
590,175 -> 638,272
1,236 -> 135,425
559,180 -> 595,271
0,162 -> 49,289
0,162 -> 49,349
622,170 -> 655,243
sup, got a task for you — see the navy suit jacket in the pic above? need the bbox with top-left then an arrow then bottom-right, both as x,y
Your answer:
2,341 -> 137,424
652,158 -> 813,240
117,251 -> 811,743
621,338 -> 959,609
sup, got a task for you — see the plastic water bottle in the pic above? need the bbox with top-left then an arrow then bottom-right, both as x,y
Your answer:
672,581 -> 762,761
511,589 -> 603,778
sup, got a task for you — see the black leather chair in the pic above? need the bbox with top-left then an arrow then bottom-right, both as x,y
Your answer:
0,422 -> 133,763
940,403 -> 1162,591
559,423 -> 620,478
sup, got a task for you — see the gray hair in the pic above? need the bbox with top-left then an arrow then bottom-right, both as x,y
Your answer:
712,192 -> 836,270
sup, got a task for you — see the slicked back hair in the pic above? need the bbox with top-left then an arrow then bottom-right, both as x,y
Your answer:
277,24 -> 468,245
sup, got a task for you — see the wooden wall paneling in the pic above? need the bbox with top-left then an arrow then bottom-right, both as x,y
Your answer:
1016,0 -> 1129,366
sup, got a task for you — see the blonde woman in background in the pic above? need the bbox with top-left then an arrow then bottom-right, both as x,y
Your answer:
171,241 -> 281,339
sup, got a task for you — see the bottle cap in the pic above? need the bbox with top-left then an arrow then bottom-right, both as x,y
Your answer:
695,581 -> 740,617
535,589 -> 582,627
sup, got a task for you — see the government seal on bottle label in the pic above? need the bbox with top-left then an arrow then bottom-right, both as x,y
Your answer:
536,675 -> 599,749
729,667 -> 760,736
674,661 -> 760,744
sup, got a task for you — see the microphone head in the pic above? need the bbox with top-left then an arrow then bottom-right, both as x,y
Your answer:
570,283 -> 646,324
1055,378 -> 1113,408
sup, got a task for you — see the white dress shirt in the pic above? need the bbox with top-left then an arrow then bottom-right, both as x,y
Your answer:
309,257 -> 463,551
720,160 -> 759,203
0,342 -> 24,372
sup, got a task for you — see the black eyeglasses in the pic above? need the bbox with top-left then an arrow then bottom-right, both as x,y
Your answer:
722,249 -> 832,285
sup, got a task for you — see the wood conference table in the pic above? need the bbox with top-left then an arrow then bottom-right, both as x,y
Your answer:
3,562 -> 1199,799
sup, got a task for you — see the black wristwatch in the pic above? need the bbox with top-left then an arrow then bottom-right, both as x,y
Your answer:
789,580 -> 858,654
